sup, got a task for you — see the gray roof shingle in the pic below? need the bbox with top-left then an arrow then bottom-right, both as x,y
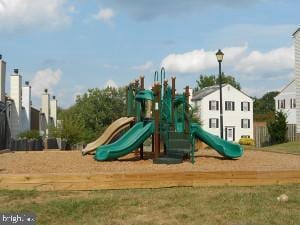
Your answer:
191,84 -> 226,101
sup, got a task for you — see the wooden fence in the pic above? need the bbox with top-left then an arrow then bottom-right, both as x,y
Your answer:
254,124 -> 299,148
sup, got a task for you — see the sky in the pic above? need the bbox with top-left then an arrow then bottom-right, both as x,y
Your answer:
0,0 -> 299,108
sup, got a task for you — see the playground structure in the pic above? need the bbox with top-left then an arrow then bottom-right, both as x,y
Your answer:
88,68 -> 243,164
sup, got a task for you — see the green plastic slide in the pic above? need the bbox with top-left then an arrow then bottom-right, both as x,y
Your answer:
94,121 -> 154,161
191,123 -> 243,159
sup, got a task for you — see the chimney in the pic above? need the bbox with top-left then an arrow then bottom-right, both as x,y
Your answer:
50,95 -> 57,127
41,89 -> 50,125
10,69 -> 22,137
0,55 -> 6,102
22,81 -> 31,131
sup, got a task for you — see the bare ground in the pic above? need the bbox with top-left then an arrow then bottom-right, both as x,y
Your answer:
1,148 -> 300,174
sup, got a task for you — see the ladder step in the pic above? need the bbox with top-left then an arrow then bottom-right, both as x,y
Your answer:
167,148 -> 191,154
153,157 -> 183,164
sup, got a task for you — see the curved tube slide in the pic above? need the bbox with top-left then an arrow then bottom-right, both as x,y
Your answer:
95,121 -> 154,161
191,123 -> 243,159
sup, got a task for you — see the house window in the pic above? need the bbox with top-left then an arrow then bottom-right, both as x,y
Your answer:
280,99 -> 285,109
290,98 -> 296,109
209,100 -> 219,111
277,100 -> 280,109
209,118 -> 219,128
241,102 -> 250,111
293,98 -> 296,108
225,101 -> 235,111
241,119 -> 250,128
241,135 -> 250,138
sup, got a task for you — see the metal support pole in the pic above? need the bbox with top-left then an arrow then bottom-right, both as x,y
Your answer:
219,62 -> 224,139
140,76 -> 144,90
171,76 -> 176,130
154,83 -> 161,159
185,86 -> 190,134
140,144 -> 144,159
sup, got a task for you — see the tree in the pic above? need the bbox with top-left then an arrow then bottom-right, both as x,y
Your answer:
53,87 -> 127,145
254,91 -> 279,114
253,91 -> 279,121
194,73 -> 241,92
267,111 -> 288,144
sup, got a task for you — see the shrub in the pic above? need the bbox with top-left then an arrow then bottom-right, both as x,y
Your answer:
17,130 -> 41,139
239,138 -> 255,146
267,111 -> 288,144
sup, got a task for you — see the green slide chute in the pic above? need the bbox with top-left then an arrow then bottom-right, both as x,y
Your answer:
94,121 -> 154,161
191,123 -> 243,159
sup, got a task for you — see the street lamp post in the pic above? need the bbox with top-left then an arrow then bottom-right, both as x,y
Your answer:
216,49 -> 224,139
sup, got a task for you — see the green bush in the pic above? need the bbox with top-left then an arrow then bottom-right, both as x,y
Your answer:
239,138 -> 255,146
17,130 -> 41,139
267,111 -> 288,144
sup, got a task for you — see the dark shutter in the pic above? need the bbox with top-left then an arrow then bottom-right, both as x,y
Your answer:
225,128 -> 227,140
209,101 -> 211,110
225,102 -> 228,110
233,128 -> 235,141
216,101 -> 219,110
209,119 -> 212,128
241,119 -> 243,128
248,119 -> 250,128
232,102 -> 235,111
248,102 -> 250,111
216,119 -> 219,128
241,102 -> 243,111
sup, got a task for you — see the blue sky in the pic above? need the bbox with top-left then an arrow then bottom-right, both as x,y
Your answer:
0,0 -> 299,108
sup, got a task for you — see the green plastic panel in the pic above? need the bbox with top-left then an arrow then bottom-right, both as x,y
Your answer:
95,121 -> 154,161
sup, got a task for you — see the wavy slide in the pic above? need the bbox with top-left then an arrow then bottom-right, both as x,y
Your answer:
94,121 -> 154,161
191,123 -> 243,159
82,117 -> 135,155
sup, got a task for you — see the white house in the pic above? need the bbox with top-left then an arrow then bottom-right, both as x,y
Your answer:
293,27 -> 300,135
191,84 -> 253,141
274,80 -> 296,125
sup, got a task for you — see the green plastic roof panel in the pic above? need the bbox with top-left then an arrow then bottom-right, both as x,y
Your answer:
135,90 -> 154,101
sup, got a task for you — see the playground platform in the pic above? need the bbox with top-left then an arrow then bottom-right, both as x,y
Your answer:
0,148 -> 300,190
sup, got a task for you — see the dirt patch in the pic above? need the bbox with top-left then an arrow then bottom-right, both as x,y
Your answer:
0,148 -> 300,174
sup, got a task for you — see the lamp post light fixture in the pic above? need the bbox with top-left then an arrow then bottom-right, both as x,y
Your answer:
216,49 -> 224,139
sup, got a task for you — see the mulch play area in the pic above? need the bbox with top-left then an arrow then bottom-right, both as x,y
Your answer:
0,148 -> 300,190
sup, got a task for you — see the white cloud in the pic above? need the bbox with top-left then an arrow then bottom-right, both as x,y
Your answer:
161,45 -> 294,81
105,80 -> 118,88
235,46 -> 294,76
94,8 -> 115,24
161,46 -> 247,73
0,0 -> 71,32
132,61 -> 154,72
31,68 -> 62,97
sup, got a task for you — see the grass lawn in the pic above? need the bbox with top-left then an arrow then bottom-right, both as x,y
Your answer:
0,184 -> 299,225
244,141 -> 300,155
